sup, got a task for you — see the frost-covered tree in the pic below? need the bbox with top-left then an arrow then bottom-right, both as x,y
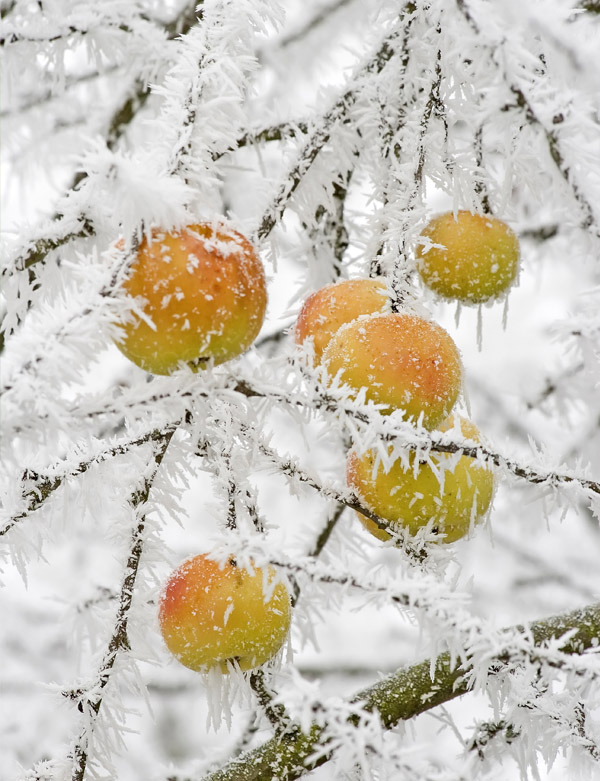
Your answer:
2,1 -> 600,779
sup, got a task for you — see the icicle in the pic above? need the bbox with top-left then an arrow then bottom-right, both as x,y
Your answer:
454,299 -> 462,328
204,668 -> 230,731
462,378 -> 472,417
502,293 -> 510,330
477,303 -> 483,351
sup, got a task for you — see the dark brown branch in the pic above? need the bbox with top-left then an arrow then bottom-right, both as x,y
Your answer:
309,503 -> 346,558
474,125 -> 492,214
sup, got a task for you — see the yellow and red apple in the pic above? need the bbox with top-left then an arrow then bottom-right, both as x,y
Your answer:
158,554 -> 291,673
322,312 -> 462,429
295,278 -> 388,361
347,415 -> 495,543
416,211 -> 520,304
115,222 -> 267,374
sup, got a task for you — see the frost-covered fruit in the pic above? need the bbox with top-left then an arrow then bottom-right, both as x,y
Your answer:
115,222 -> 267,374
416,211 -> 520,304
347,415 -> 495,543
294,278 -> 388,361
159,554 -> 291,673
322,312 -> 462,429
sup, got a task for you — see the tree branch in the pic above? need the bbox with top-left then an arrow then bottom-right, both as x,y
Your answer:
1,425 -> 178,536
456,0 -> 600,238
200,602 -> 600,781
255,12 -> 411,241
67,428 -> 175,781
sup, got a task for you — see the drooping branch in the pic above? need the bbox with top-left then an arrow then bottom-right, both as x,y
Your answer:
200,602 -> 600,781
25,373 -> 597,517
248,430 -> 429,562
232,377 -> 600,500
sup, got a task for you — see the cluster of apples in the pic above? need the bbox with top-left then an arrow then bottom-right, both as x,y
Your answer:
295,210 -> 520,544
114,210 -> 519,676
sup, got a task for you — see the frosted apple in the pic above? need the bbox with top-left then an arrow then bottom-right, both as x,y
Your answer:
295,278 -> 388,361
416,211 -> 520,303
115,222 -> 267,374
159,554 -> 291,673
347,415 -> 495,543
322,312 -> 462,429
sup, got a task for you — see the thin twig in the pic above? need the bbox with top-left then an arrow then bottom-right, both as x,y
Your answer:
255,20 -> 406,241
68,428 -> 175,781
456,0 -> 599,238
248,670 -> 291,734
0,425 -> 178,536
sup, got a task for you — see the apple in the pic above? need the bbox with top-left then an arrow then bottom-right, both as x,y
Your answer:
115,222 -> 267,374
322,312 -> 462,429
416,211 -> 520,304
295,278 -> 388,361
159,554 -> 291,673
347,415 -> 495,543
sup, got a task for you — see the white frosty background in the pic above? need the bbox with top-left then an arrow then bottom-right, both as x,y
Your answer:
1,1 -> 600,780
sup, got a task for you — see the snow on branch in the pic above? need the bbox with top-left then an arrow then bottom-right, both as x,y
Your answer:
66,428 -> 174,781
253,5 -> 417,242
455,0 -> 600,239
201,602 -> 600,781
3,1 -> 600,778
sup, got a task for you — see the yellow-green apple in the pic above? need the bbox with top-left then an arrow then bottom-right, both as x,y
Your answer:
322,312 -> 462,429
159,554 -> 291,673
416,211 -> 520,303
114,222 -> 267,374
295,278 -> 388,361
347,415 -> 495,543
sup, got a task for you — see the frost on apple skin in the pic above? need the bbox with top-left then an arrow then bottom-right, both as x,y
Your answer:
295,278 -> 389,361
114,222 -> 268,375
416,211 -> 520,305
158,554 -> 291,674
322,312 -> 463,430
